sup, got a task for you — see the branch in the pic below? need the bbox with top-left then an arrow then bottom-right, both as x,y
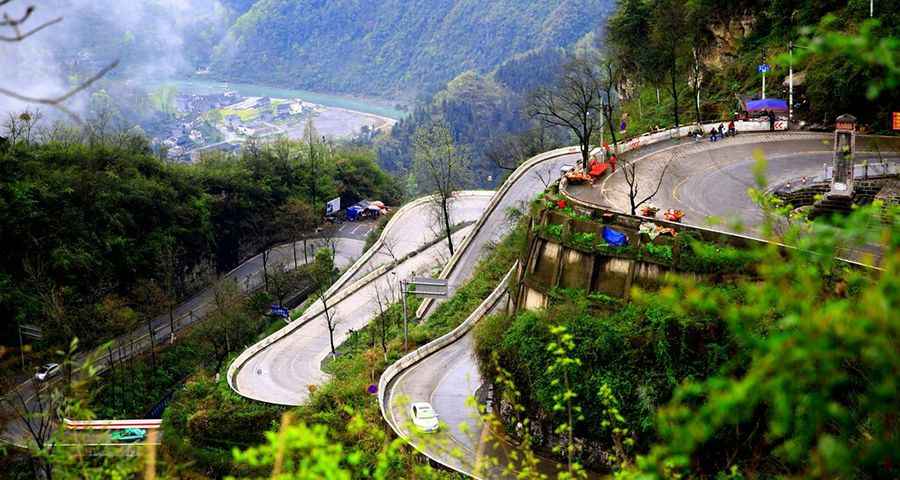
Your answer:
0,60 -> 119,124
0,12 -> 61,42
636,157 -> 672,209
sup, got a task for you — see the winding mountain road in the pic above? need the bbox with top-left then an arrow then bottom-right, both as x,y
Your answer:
227,129 -> 897,477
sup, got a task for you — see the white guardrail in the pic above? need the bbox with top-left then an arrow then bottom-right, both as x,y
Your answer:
415,120 -> 795,319
227,191 -> 493,398
378,263 -> 517,479
415,145 -> 586,318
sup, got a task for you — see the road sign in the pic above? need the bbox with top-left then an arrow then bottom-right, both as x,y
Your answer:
325,197 -> 341,216
20,324 -> 43,340
269,304 -> 290,319
893,112 -> 900,131
408,277 -> 448,298
758,64 -> 771,73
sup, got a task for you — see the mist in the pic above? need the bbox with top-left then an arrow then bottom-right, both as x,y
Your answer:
0,0 -> 234,119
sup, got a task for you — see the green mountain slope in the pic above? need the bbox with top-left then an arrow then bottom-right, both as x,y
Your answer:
209,0 -> 613,97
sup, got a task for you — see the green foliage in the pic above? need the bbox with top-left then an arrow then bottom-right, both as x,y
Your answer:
622,205 -> 900,478
545,223 -> 564,240
211,1 -> 610,97
642,243 -> 673,265
489,298 -> 732,458
0,137 -> 397,355
677,240 -> 758,274
164,371 -> 284,477
607,0 -> 900,129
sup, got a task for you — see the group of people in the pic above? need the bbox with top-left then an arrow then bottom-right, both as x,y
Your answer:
694,120 -> 737,142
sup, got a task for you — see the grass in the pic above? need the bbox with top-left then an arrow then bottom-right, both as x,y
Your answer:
219,107 -> 259,122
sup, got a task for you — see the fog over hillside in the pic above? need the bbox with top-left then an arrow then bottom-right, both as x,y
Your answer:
0,0 -> 235,116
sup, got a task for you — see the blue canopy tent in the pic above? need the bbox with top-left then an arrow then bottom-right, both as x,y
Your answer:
746,98 -> 788,113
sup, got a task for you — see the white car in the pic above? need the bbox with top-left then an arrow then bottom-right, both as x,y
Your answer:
35,363 -> 60,382
409,402 -> 439,433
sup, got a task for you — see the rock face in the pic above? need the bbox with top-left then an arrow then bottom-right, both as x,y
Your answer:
705,14 -> 757,69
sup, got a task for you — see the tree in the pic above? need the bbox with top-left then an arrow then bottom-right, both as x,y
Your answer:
621,204 -> 899,478
268,263 -> 306,307
244,208 -> 279,293
309,248 -> 339,357
600,60 -> 621,150
278,198 -> 318,267
685,0 -> 714,125
413,122 -> 472,256
622,153 -> 672,215
528,57 -> 604,170
648,0 -> 690,129
485,125 -> 566,174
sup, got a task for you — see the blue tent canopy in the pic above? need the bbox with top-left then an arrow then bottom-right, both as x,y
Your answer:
746,98 -> 788,112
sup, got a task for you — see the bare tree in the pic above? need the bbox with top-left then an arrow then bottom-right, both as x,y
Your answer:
371,281 -> 394,360
600,60 -> 621,150
528,57 -> 604,170
413,122 -> 472,256
622,153 -> 673,215
244,208 -> 279,293
308,248 -> 340,357
532,161 -> 560,190
4,379 -> 57,478
278,198 -> 318,267
485,125 -> 565,173
379,233 -> 401,263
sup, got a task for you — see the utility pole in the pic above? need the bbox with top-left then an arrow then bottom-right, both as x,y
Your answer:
870,0 -> 874,17
789,41 -> 794,124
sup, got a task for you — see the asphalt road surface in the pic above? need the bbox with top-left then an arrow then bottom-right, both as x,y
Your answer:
230,193 -> 494,405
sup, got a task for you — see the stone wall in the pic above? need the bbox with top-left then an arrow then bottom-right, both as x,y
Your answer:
773,176 -> 897,207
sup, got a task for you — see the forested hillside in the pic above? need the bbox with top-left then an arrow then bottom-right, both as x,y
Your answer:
0,131 -> 399,351
210,0 -> 613,97
606,0 -> 900,131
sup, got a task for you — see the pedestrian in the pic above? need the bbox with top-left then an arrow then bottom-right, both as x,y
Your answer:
768,111 -> 776,132
718,123 -> 725,139
709,127 -> 718,142
728,119 -> 736,137
609,154 -> 618,172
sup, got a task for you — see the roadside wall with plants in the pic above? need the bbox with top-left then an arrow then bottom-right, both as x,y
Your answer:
517,193 -> 761,308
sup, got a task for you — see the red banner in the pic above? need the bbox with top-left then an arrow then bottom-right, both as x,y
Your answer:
893,112 -> 900,131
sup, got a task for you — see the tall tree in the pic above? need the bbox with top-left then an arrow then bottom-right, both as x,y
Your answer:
649,0 -> 690,129
278,198 -> 318,267
413,122 -> 472,256
528,57 -> 604,170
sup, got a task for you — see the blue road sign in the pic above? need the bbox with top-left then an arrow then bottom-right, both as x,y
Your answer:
270,304 -> 290,318
758,64 -> 771,73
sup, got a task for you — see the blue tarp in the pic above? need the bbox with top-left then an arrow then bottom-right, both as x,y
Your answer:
746,98 -> 788,112
602,226 -> 628,247
346,205 -> 365,221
